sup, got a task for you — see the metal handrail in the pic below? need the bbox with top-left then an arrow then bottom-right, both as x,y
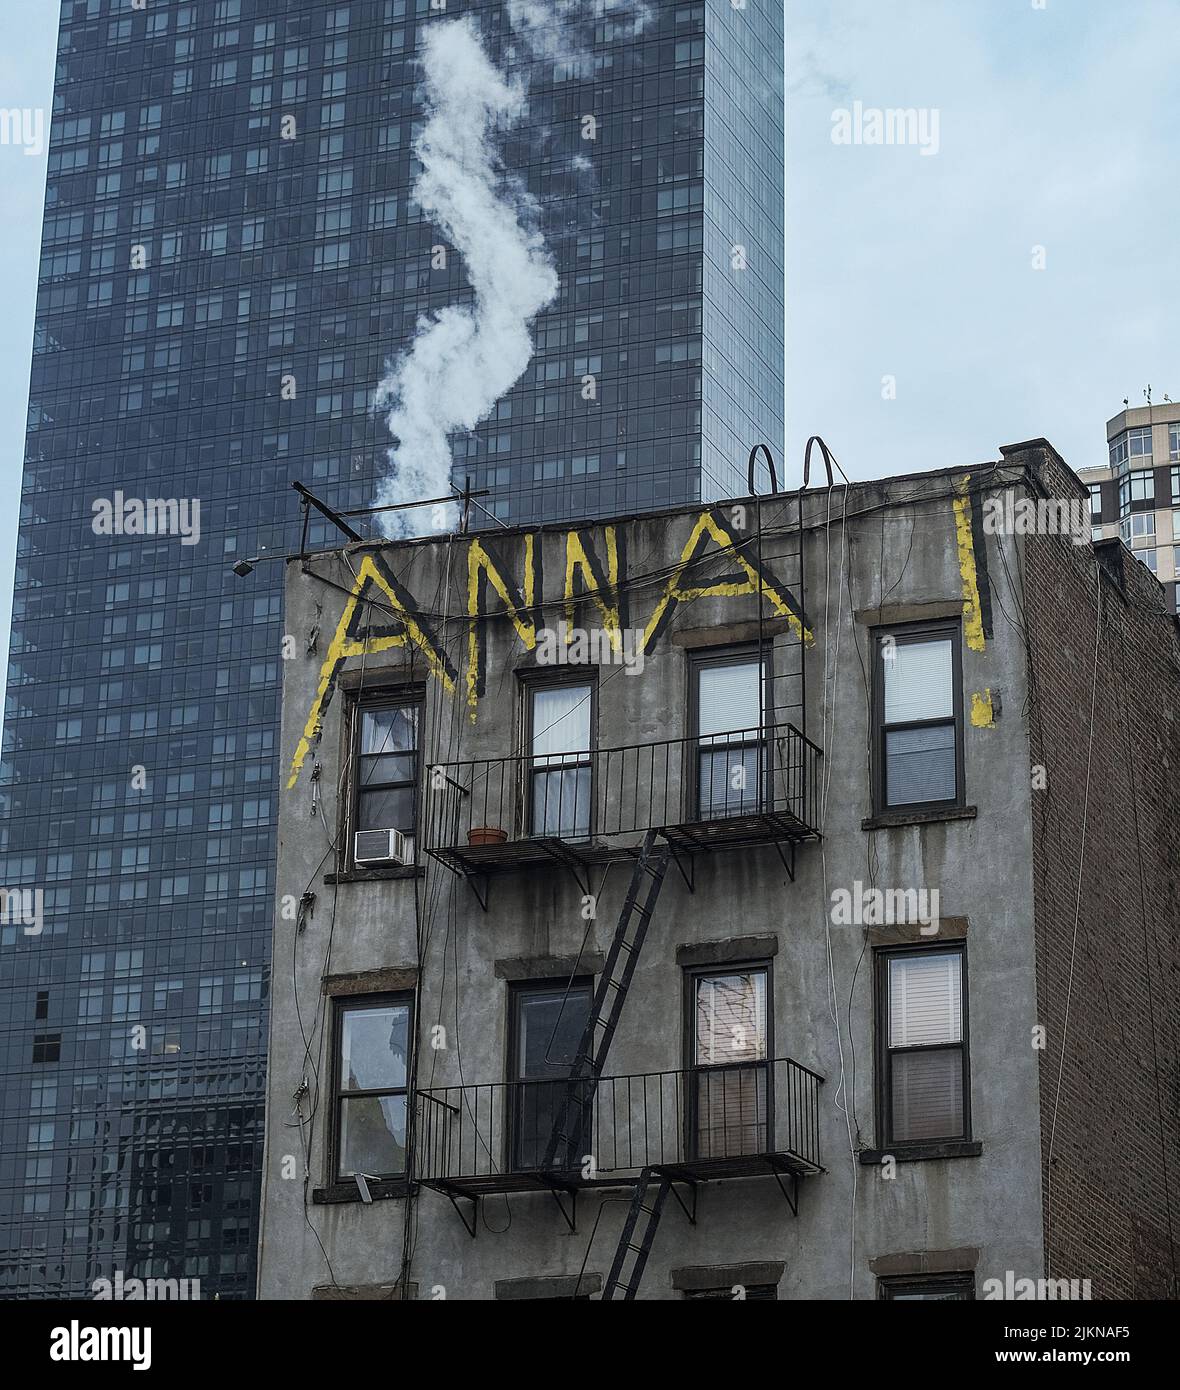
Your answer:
423,721 -> 823,853
414,1057 -> 824,1184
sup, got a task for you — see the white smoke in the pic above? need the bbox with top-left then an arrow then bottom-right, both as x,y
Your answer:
375,19 -> 558,537
375,5 -> 650,537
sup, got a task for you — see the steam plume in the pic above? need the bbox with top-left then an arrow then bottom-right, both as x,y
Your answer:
375,6 -> 649,536
375,19 -> 558,537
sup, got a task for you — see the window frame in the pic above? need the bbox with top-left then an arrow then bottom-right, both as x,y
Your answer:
684,1284 -> 778,1301
871,621 -> 964,816
682,960 -> 774,1162
520,671 -> 597,842
1118,469 -> 1155,517
1087,483 -> 1103,522
346,689 -> 423,867
687,643 -> 770,821
505,977 -> 594,1173
329,991 -> 414,1184
878,1272 -> 976,1300
875,942 -> 971,1152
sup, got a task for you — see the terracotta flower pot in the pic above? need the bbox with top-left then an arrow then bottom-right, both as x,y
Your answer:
468,826 -> 508,846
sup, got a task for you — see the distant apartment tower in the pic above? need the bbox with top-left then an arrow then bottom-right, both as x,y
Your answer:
1081,402 -> 1180,614
0,2 -> 783,1298
259,442 -> 1179,1300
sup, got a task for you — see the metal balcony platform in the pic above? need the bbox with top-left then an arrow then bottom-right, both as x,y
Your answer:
415,1058 -> 825,1234
660,808 -> 819,854
419,1170 -> 632,1200
426,833 -> 618,880
419,1147 -> 823,1202
428,809 -> 821,882
423,721 -> 823,899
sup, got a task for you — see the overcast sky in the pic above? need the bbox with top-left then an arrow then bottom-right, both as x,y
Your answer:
1,1 -> 1178,706
785,0 -> 1180,480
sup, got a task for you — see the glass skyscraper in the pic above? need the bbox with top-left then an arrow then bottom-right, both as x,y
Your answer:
0,0 -> 782,1297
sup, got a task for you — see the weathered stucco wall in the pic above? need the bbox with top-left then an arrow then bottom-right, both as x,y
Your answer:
259,464 -> 1048,1299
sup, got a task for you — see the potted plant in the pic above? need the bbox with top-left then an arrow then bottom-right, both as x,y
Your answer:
468,825 -> 508,846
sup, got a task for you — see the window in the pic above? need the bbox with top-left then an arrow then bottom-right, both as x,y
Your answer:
684,1284 -> 778,1301
1119,512 -> 1156,546
877,945 -> 969,1146
508,982 -> 591,1171
1118,469 -> 1155,516
873,624 -> 962,813
333,996 -> 412,1181
528,682 -> 593,838
352,701 -> 419,860
691,648 -> 766,820
879,1273 -> 975,1300
1088,483 -> 1103,522
688,966 -> 769,1159
1109,425 -> 1151,472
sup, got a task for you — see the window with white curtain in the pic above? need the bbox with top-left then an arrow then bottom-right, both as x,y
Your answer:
875,625 -> 961,811
529,682 -> 592,838
692,649 -> 766,820
352,700 -> 419,861
880,947 -> 968,1145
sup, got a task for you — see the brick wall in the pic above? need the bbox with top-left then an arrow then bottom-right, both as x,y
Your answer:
1011,440 -> 1180,1298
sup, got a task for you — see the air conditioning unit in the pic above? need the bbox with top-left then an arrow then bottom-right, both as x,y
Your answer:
354,828 -> 412,867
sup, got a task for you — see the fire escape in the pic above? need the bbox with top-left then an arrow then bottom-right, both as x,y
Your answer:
413,489 -> 826,1297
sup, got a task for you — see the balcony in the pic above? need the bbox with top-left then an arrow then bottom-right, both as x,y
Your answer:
423,721 -> 822,887
414,1057 -> 824,1228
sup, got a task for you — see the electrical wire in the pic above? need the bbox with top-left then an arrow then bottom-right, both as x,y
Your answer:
296,470 -> 1020,631
814,475 -> 859,1300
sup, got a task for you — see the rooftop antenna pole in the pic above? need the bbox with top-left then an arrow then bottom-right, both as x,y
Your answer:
290,481 -> 365,543
297,493 -> 311,567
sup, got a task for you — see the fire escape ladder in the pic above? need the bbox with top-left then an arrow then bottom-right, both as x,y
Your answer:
602,1167 -> 671,1300
540,829 -> 670,1170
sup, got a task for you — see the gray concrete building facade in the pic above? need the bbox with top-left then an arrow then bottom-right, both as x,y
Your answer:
259,441 -> 1180,1299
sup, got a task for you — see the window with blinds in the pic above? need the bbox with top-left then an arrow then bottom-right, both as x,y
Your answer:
880,947 -> 968,1145
874,625 -> 961,812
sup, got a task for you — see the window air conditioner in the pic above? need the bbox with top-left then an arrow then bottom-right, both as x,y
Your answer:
354,828 -> 412,866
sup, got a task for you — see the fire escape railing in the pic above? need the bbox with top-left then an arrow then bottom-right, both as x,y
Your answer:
423,721 -> 823,863
414,1057 -> 824,1194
